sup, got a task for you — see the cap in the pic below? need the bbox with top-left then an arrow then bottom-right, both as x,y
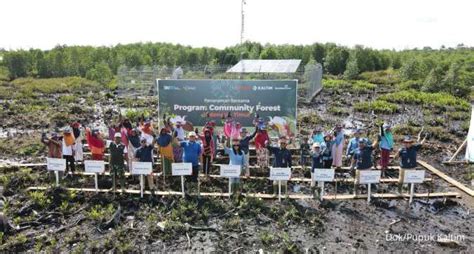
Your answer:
383,123 -> 391,129
63,127 -> 72,133
312,142 -> 321,148
240,128 -> 248,133
403,136 -> 414,143
114,133 -> 122,138
188,131 -> 197,138
355,128 -> 363,134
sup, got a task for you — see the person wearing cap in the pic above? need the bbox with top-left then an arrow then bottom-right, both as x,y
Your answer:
321,133 -> 333,168
395,133 -> 427,170
300,136 -> 311,170
266,136 -> 292,194
86,127 -> 106,160
110,132 -> 127,193
255,124 -> 270,169
225,137 -> 245,193
157,128 -> 174,176
379,123 -> 394,174
311,142 -> 324,174
71,122 -> 84,162
135,136 -> 157,193
346,129 -> 363,159
41,131 -> 62,159
351,138 -> 379,171
332,124 -> 345,168
239,126 -> 258,176
62,127 -> 76,177
311,127 -> 324,144
179,132 -> 202,182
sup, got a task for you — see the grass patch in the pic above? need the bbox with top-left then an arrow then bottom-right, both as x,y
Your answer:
323,79 -> 376,94
359,69 -> 400,85
354,100 -> 398,114
9,77 -> 102,96
379,90 -> 470,111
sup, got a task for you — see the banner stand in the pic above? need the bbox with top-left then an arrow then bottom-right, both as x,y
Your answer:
94,173 -> 99,192
55,171 -> 59,187
278,180 -> 282,202
140,175 -> 144,198
181,176 -> 185,197
409,183 -> 415,204
228,181 -> 232,197
319,181 -> 325,201
367,184 -> 372,203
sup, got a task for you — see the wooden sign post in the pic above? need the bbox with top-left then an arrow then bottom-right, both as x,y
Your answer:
172,163 -> 193,197
46,158 -> 66,187
84,160 -> 105,192
131,161 -> 153,198
269,167 -> 291,202
313,168 -> 335,201
219,164 -> 241,197
358,170 -> 381,203
402,170 -> 426,204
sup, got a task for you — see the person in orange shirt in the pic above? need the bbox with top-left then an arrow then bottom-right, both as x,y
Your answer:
86,128 -> 105,160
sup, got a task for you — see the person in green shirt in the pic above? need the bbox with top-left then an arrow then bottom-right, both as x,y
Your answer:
109,132 -> 126,195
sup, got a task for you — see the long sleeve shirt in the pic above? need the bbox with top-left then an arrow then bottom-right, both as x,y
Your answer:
346,137 -> 361,156
267,146 -> 292,168
239,128 -> 258,154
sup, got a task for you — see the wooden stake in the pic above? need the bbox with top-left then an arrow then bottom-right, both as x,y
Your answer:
94,173 -> 98,192
140,175 -> 144,198
228,180 -> 231,197
55,171 -> 59,187
181,176 -> 185,197
418,160 -> 474,196
320,181 -> 325,201
448,139 -> 467,162
409,183 -> 414,204
278,180 -> 282,202
367,184 -> 371,203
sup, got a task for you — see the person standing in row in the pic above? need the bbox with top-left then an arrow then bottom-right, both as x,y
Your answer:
379,123 -> 394,176
127,128 -> 141,172
395,133 -> 427,192
41,131 -> 62,159
321,133 -> 333,168
86,128 -> 105,160
300,136 -> 311,170
199,128 -> 215,175
62,127 -> 76,177
332,124 -> 344,169
310,142 -> 324,187
109,132 -> 126,194
255,122 -> 270,170
157,128 -> 174,176
180,132 -> 202,183
346,129 -> 362,160
311,127 -> 324,144
239,127 -> 257,177
135,137 -> 157,194
224,138 -> 245,194
267,137 -> 292,194
71,122 -> 84,162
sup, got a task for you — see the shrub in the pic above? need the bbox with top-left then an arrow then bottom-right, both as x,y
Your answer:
379,90 -> 470,111
354,100 -> 398,114
359,69 -> 400,85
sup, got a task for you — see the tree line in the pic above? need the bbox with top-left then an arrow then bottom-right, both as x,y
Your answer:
1,42 -> 473,97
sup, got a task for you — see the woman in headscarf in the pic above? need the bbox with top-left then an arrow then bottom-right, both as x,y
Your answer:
255,123 -> 270,170
86,127 -> 105,160
157,128 -> 174,176
127,128 -> 141,171
332,124 -> 344,169
379,123 -> 394,176
199,127 -> 215,175
71,122 -> 84,162
62,127 -> 76,175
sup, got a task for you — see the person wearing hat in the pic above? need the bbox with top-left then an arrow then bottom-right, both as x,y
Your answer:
225,137 -> 245,194
396,134 -> 427,170
110,132 -> 127,194
321,132 -> 333,168
86,127 -> 106,160
157,128 -> 174,176
239,126 -> 258,176
266,136 -> 292,194
311,127 -> 324,144
310,142 -> 324,179
379,123 -> 394,174
351,138 -> 379,171
255,124 -> 270,169
346,129 -> 363,160
179,131 -> 202,182
62,127 -> 76,177
41,131 -> 62,159
135,136 -> 157,194
332,124 -> 345,168
71,122 -> 84,162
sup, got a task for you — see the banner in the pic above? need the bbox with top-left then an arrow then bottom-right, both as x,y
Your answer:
157,79 -> 297,137
465,106 -> 474,162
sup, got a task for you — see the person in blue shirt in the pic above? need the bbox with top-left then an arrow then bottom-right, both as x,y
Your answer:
267,137 -> 292,194
351,138 -> 378,171
239,127 -> 257,176
379,123 -> 394,174
321,133 -> 333,168
395,134 -> 427,169
225,138 -> 245,194
346,129 -> 363,159
312,127 -> 324,144
180,132 -> 202,182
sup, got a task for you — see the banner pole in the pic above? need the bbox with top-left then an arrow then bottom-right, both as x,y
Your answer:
367,184 -> 371,203
278,180 -> 282,202
55,171 -> 59,187
181,176 -> 185,197
140,175 -> 144,198
228,179 -> 231,197
320,181 -> 325,201
409,183 -> 414,204
95,173 -> 98,192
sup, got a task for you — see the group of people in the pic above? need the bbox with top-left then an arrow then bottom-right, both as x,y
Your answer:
41,114 -> 427,194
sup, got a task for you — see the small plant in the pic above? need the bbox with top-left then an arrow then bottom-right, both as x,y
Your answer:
354,100 -> 398,114
29,191 -> 51,209
88,204 -> 115,222
259,230 -> 275,246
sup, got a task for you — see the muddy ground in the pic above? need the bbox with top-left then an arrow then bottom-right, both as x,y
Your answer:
0,82 -> 473,252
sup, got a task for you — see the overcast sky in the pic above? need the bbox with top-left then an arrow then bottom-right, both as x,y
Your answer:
1,0 -> 472,50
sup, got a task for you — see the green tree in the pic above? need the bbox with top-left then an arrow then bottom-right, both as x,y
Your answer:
86,62 -> 113,85
324,47 -> 349,75
344,58 -> 360,80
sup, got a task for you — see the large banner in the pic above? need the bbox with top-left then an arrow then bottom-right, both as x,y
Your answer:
157,79 -> 297,137
465,106 -> 474,162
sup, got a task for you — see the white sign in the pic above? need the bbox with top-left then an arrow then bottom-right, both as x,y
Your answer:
313,168 -> 335,182
358,170 -> 381,184
47,158 -> 66,171
220,165 -> 241,178
172,163 -> 193,176
403,170 -> 425,183
269,167 -> 291,181
131,161 -> 153,175
84,160 -> 105,173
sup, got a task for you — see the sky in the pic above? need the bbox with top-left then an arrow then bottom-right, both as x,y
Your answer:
0,0 -> 473,50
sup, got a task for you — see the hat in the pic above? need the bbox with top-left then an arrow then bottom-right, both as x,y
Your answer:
240,128 -> 248,133
140,137 -> 147,142
383,123 -> 391,129
355,128 -> 363,134
51,132 -> 58,138
114,133 -> 122,138
358,139 -> 366,144
403,136 -> 414,143
188,131 -> 197,138
312,142 -> 321,148
63,127 -> 72,133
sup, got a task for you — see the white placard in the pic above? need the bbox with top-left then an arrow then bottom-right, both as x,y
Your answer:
269,167 -> 291,181
313,168 -> 335,182
84,160 -> 105,173
47,158 -> 66,171
131,161 -> 153,175
220,165 -> 241,178
172,163 -> 193,176
358,170 -> 381,184
403,170 -> 425,183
